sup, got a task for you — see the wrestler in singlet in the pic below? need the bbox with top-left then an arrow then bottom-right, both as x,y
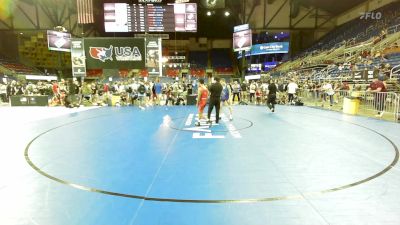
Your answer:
220,79 -> 233,121
197,79 -> 208,124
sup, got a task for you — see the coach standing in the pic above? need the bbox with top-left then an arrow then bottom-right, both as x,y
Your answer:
207,77 -> 223,125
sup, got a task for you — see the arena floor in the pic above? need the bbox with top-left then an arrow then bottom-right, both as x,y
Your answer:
1,105 -> 400,225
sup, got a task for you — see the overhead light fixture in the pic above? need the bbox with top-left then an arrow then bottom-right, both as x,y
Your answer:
224,11 -> 230,17
206,11 -> 212,16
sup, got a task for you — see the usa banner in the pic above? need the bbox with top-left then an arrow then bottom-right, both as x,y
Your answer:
84,38 -> 145,69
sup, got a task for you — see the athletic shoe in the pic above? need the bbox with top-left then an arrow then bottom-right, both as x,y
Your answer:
375,112 -> 384,117
229,115 -> 233,121
272,108 -> 275,113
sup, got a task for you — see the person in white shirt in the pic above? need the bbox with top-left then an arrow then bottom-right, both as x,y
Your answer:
0,83 -> 7,103
322,81 -> 335,107
287,80 -> 298,104
249,81 -> 256,103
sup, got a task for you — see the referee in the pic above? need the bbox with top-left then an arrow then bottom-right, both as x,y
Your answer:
267,80 -> 277,112
207,77 -> 223,125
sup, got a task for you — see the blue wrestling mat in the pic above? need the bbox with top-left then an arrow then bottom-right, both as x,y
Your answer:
1,105 -> 400,225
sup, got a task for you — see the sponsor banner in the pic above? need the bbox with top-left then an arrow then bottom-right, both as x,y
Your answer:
47,30 -> 71,52
233,29 -> 252,52
84,38 -> 145,69
264,61 -> 278,71
249,64 -> 262,72
71,38 -> 87,77
245,74 -> 261,80
25,75 -> 58,80
251,42 -> 289,55
145,38 -> 162,76
238,42 -> 290,58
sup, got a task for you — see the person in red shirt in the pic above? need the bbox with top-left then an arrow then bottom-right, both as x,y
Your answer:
196,78 -> 208,126
255,88 -> 262,105
103,83 -> 109,93
52,81 -> 59,96
51,81 -> 60,105
367,75 -> 387,117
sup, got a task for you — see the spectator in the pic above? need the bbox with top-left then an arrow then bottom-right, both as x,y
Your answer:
232,81 -> 241,103
287,79 -> 298,105
367,75 -> 388,117
322,81 -> 335,108
0,83 -> 7,103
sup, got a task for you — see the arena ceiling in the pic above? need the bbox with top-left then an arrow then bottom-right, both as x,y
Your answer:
0,0 -> 374,39
299,0 -> 368,15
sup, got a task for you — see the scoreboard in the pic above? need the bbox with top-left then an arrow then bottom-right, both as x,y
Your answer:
104,3 -> 197,33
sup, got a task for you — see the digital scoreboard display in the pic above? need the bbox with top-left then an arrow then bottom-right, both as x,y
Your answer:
47,30 -> 71,52
104,3 -> 197,33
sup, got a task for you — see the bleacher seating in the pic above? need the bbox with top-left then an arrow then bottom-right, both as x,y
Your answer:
214,67 -> 233,75
210,49 -> 232,68
166,69 -> 180,77
210,49 -> 233,75
188,51 -> 208,68
86,69 -> 102,78
300,1 -> 400,58
0,57 -> 42,75
273,1 -> 400,86
190,69 -> 205,77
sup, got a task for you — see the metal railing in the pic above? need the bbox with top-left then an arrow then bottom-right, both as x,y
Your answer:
297,89 -> 400,122
390,64 -> 400,79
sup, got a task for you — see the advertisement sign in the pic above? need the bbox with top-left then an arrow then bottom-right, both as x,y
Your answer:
264,61 -> 278,71
84,38 -> 145,69
71,38 -> 87,77
47,30 -> 71,52
251,42 -> 289,55
233,29 -> 252,52
146,38 -> 162,76
238,42 -> 290,58
249,64 -> 262,72
245,74 -> 261,80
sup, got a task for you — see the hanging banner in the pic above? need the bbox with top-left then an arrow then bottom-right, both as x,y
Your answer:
233,29 -> 252,52
71,38 -> 87,77
84,38 -> 145,69
146,38 -> 162,76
